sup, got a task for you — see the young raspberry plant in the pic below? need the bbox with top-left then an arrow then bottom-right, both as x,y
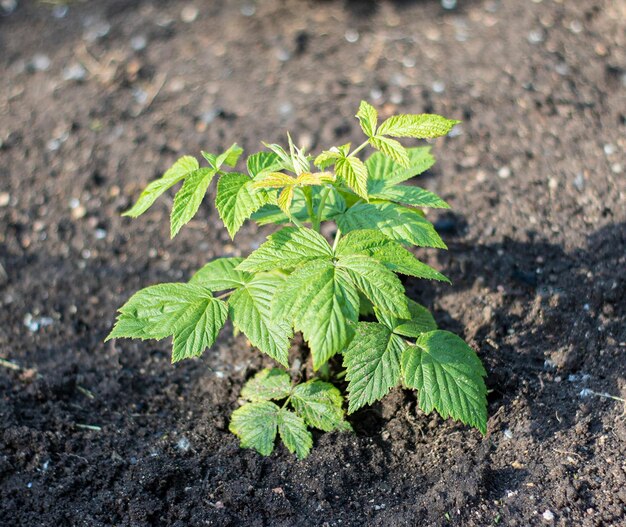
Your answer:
107,101 -> 487,459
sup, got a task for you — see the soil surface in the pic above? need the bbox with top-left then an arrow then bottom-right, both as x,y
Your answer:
1,1 -> 625,526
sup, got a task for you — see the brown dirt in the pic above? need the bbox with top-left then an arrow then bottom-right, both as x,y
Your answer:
1,0 -> 625,526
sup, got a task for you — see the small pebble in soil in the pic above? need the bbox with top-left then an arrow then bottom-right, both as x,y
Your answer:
83,20 -> 110,42
30,54 -> 51,72
1,0 -> 18,15
52,4 -> 68,18
497,166 -> 511,179
432,81 -> 445,93
542,509 -> 555,522
94,229 -> 107,240
278,101 -> 293,117
573,172 -> 584,191
611,163 -> 622,174
27,482 -> 32,489
441,0 -> 457,10
345,29 -> 359,43
579,388 -> 592,398
528,29 -> 544,44
241,3 -> 255,16
603,143 -> 615,156
24,313 -> 54,332
370,88 -> 383,101
181,5 -> 199,23
130,35 -> 147,51
275,47 -> 290,62
177,437 -> 191,452
0,192 -> 10,207
503,429 -> 513,439
62,63 -> 87,82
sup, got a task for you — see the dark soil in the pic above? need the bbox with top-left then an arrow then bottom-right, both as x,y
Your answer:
1,0 -> 625,525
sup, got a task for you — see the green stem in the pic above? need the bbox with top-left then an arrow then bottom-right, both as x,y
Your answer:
290,215 -> 305,229
317,361 -> 331,381
304,191 -> 315,227
332,227 -> 342,251
313,186 -> 331,232
348,140 -> 370,158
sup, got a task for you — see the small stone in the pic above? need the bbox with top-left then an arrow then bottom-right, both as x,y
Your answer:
555,62 -> 569,75
548,177 -> 558,190
1,0 -> 18,15
573,172 -> 584,191
542,509 -> 555,522
528,29 -> 544,44
181,5 -> 199,23
71,205 -> 86,220
503,429 -> 513,439
278,101 -> 293,117
94,228 -> 107,240
441,0 -> 457,10
241,3 -> 255,16
569,20 -> 583,34
275,47 -> 290,62
130,35 -> 147,51
0,192 -> 10,207
62,63 -> 87,81
432,81 -> 445,94
52,4 -> 68,18
31,53 -> 51,72
345,29 -> 359,43
611,163 -> 622,174
176,437 -> 191,452
83,21 -> 110,42
497,166 -> 511,179
603,144 -> 615,155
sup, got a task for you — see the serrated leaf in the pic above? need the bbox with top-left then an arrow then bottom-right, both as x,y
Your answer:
278,409 -> 313,459
124,156 -> 199,218
272,259 -> 359,370
216,172 -> 272,238
335,230 -> 449,282
107,283 -> 228,363
291,380 -> 350,432
343,322 -> 407,413
247,152 -> 281,179
314,149 -> 342,169
356,100 -> 378,137
402,330 -> 487,434
170,167 -> 216,237
216,143 -> 243,168
377,114 -> 460,139
202,151 -> 217,168
229,274 -> 293,366
375,298 -> 437,337
190,257 -> 249,290
230,401 -> 279,456
336,254 -> 410,318
253,172 -> 296,189
336,201 -> 446,249
366,147 -> 435,185
335,156 -> 368,199
369,136 -> 410,167
240,368 -> 292,402
238,227 -> 332,273
370,184 -> 449,209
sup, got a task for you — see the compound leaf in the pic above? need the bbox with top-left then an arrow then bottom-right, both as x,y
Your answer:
278,409 -> 313,459
336,201 -> 446,249
366,147 -> 435,185
247,151 -> 281,178
356,100 -> 378,138
337,254 -> 410,318
335,230 -> 449,282
124,156 -> 200,218
369,135 -> 410,167
229,273 -> 293,366
216,172 -> 271,238
240,368 -> 292,402
230,401 -> 279,456
170,167 -> 216,237
190,257 -> 250,290
402,330 -> 487,434
291,380 -> 351,432
272,259 -> 359,370
343,322 -> 406,413
370,184 -> 449,209
237,227 -> 332,273
216,143 -> 243,168
377,114 -> 460,139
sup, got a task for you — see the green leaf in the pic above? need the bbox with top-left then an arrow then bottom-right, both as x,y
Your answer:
370,184 -> 449,209
377,114 -> 460,139
375,298 -> 437,337
229,274 -> 293,366
237,227 -> 333,273
366,147 -> 435,185
291,380 -> 350,432
189,257 -> 249,290
215,172 -> 271,238
240,368 -> 292,402
356,100 -> 378,137
336,201 -> 446,249
216,143 -> 243,168
314,149 -> 342,170
170,167 -> 216,237
124,156 -> 199,218
343,322 -> 407,413
336,254 -> 410,318
335,155 -> 368,199
272,259 -> 359,370
202,151 -> 217,168
402,330 -> 487,434
107,283 -> 228,363
247,152 -> 281,178
369,136 -> 410,167
278,409 -> 313,459
335,230 -> 449,282
230,401 -> 279,456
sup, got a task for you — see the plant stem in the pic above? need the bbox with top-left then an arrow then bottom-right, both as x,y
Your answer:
290,215 -> 305,229
216,291 -> 232,300
332,227 -> 342,251
313,186 -> 331,232
304,191 -> 315,228
317,361 -> 331,381
348,140 -> 369,158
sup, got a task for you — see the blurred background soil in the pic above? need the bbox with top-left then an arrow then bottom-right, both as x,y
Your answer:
0,0 -> 625,525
